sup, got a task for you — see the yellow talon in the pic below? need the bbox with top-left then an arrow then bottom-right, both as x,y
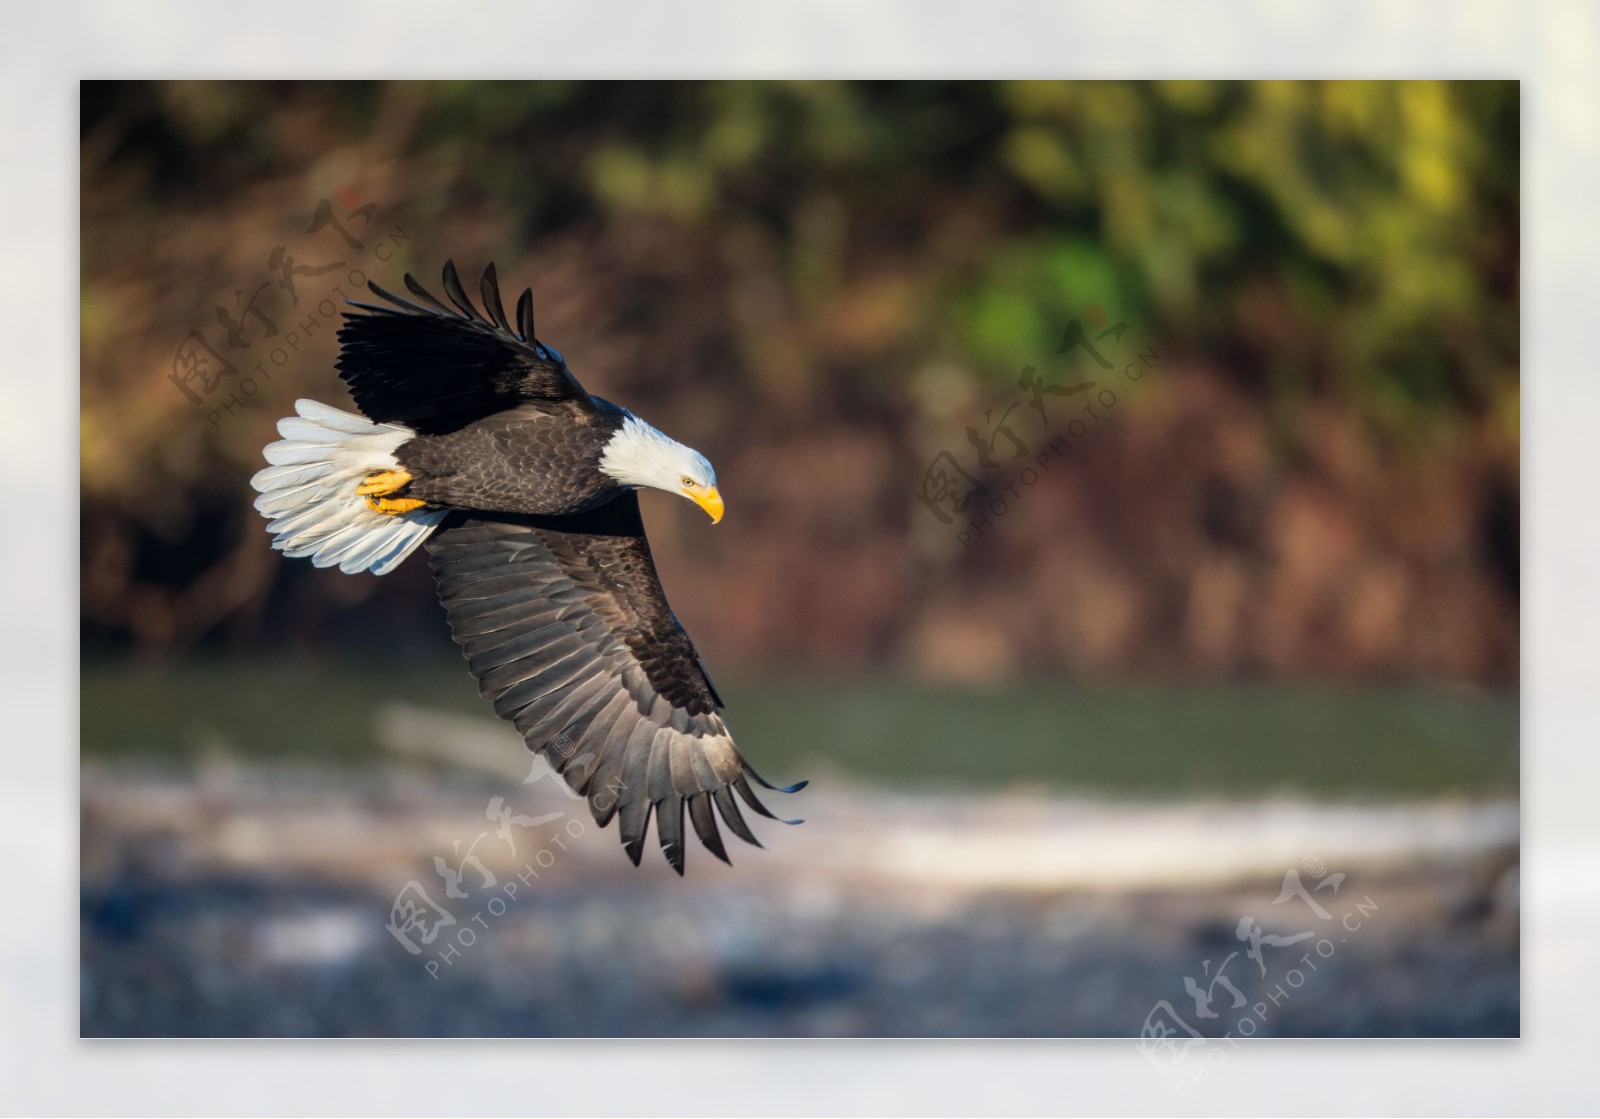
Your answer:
366,495 -> 429,515
356,469 -> 414,497
358,469 -> 425,514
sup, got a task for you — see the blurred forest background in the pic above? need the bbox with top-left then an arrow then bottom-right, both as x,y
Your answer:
79,80 -> 1520,1039
81,80 -> 1519,687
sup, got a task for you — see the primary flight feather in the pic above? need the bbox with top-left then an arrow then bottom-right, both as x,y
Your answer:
250,260 -> 803,874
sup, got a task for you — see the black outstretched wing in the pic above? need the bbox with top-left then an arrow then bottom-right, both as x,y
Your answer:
425,494 -> 804,873
338,260 -> 590,434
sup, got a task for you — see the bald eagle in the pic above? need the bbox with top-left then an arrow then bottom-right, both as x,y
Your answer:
250,261 -> 803,873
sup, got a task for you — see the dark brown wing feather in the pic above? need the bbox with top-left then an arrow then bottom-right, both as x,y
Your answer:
339,260 -> 590,435
425,493 -> 804,873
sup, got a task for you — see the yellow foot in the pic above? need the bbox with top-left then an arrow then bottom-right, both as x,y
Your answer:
356,469 -> 414,497
366,495 -> 429,515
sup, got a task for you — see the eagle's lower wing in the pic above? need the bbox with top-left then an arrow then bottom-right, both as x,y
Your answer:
425,493 -> 803,873
338,260 -> 591,434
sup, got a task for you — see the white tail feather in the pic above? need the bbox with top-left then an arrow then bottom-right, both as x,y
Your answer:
250,399 -> 446,575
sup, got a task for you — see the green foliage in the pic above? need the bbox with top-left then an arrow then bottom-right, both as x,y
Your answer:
399,79 -> 1515,432
86,79 -> 1516,433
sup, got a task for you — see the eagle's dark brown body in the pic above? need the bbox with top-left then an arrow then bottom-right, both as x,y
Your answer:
397,398 -> 629,515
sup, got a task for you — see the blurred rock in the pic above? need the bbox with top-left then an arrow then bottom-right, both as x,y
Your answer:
81,762 -> 1517,1037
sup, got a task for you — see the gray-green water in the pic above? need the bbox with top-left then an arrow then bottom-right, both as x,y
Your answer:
81,658 -> 1517,797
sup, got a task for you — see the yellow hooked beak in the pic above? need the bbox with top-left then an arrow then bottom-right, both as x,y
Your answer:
688,485 -> 725,524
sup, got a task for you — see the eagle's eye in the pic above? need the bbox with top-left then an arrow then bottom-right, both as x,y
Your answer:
681,476 -> 697,488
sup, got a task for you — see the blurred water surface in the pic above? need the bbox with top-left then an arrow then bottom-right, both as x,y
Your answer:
82,657 -> 1516,796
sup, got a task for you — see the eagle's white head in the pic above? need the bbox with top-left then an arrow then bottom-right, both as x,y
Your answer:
598,414 -> 724,523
